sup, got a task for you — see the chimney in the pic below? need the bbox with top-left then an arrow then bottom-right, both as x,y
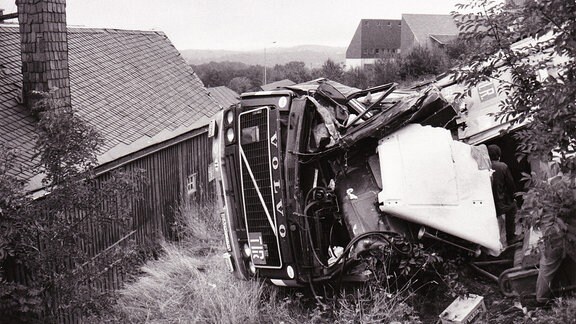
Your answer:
16,0 -> 71,111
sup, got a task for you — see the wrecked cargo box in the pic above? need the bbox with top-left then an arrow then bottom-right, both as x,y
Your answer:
210,78 -> 503,287
434,67 -> 576,299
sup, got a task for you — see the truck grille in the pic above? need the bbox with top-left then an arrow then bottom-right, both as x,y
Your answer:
223,153 -> 246,230
239,107 -> 281,268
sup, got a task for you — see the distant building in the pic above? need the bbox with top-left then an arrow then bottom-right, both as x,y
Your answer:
400,14 -> 459,54
345,19 -> 402,70
345,14 -> 459,70
260,79 -> 296,91
208,86 -> 240,108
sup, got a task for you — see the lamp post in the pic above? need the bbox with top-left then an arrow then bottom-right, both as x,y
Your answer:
264,41 -> 276,85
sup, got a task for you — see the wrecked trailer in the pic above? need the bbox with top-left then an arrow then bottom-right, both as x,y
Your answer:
436,65 -> 576,300
210,78 -> 503,287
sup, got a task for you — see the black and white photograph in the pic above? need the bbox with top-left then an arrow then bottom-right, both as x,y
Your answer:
1,0 -> 574,322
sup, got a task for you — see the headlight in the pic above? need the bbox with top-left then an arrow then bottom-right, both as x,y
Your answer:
248,260 -> 257,274
226,128 -> 235,143
242,243 -> 252,258
287,265 -> 295,279
225,110 -> 235,125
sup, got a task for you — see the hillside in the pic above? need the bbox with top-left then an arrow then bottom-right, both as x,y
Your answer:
180,45 -> 347,68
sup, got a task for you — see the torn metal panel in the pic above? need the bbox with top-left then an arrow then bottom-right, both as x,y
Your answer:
339,87 -> 457,150
438,69 -> 529,145
283,78 -> 361,98
377,124 -> 502,255
334,161 -> 411,255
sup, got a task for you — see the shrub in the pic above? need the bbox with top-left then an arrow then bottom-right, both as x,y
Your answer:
98,199 -> 270,323
399,46 -> 451,80
532,296 -> 576,323
373,55 -> 402,85
104,244 -> 265,324
0,92 -> 146,323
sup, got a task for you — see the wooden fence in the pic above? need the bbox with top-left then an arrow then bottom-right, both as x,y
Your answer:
5,125 -> 214,323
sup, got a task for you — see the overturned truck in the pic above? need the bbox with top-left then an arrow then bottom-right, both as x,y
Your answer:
210,78 -> 506,287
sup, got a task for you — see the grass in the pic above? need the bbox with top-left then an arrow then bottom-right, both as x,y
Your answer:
108,244 -> 264,323
92,197 -> 420,323
526,297 -> 576,324
95,198 -> 266,323
94,197 -> 576,323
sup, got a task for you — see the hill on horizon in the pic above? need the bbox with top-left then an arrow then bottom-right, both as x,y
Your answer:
180,45 -> 347,69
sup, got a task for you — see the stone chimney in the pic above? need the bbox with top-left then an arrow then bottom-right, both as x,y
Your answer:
16,0 -> 71,111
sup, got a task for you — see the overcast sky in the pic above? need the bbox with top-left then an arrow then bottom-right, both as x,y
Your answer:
1,0 -> 462,51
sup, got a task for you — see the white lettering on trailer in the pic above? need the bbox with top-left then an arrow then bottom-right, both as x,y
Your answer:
477,82 -> 497,102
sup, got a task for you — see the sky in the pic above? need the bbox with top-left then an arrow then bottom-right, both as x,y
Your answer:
0,0 -> 462,51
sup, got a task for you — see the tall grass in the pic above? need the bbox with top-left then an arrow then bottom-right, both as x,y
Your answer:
110,244 -> 265,323
531,297 -> 576,324
94,196 -> 427,323
92,198 -> 265,323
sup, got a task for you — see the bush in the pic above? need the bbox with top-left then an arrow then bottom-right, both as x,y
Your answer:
103,244 -> 265,324
101,196 -> 427,323
532,296 -> 576,323
0,92 -> 146,323
373,55 -> 402,85
399,46 -> 451,81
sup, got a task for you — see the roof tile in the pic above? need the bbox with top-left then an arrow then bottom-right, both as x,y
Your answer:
0,26 -> 220,180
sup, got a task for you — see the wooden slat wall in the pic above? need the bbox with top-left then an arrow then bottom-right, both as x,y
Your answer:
6,127 -> 213,323
112,127 -> 213,245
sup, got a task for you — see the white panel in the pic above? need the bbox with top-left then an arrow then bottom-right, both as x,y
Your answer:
378,124 -> 503,255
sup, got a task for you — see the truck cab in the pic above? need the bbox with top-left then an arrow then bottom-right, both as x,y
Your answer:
211,79 -> 503,287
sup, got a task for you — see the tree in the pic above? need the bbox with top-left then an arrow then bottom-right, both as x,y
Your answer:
320,59 -> 344,82
0,145 -> 31,319
343,67 -> 371,89
399,46 -> 451,80
271,61 -> 311,83
373,55 -> 402,85
453,0 -> 576,256
192,61 -> 248,87
228,76 -> 253,94
0,92 -> 144,322
194,66 -> 225,87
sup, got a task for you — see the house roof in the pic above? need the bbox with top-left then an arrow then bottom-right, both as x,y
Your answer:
260,79 -> 296,91
0,25 -> 220,186
346,19 -> 402,59
208,86 -> 239,108
401,14 -> 459,47
429,34 -> 459,45
0,25 -> 38,180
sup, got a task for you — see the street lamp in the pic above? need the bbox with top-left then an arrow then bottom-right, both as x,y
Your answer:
264,41 -> 276,85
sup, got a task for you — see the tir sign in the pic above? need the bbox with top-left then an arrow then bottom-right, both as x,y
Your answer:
477,82 -> 497,102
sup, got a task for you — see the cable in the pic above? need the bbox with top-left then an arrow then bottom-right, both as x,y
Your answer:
301,184 -> 413,281
304,201 -> 331,269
